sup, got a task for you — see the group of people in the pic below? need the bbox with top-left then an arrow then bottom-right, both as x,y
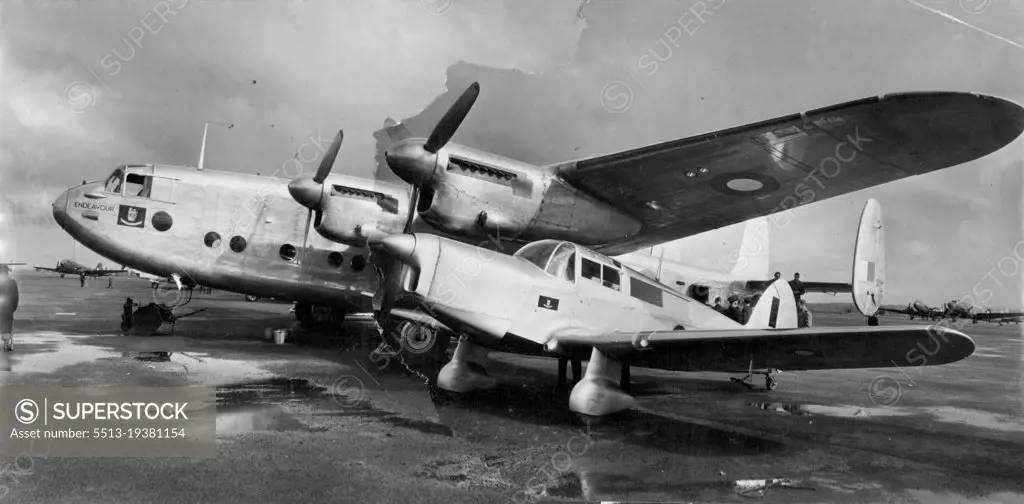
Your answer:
708,271 -> 812,328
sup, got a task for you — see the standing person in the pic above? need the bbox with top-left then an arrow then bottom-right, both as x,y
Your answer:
107,276 -> 113,289
713,297 -> 726,314
741,297 -> 754,324
773,271 -> 782,281
789,272 -> 805,303
797,299 -> 813,328
725,295 -> 743,323
79,273 -> 86,288
0,265 -> 19,352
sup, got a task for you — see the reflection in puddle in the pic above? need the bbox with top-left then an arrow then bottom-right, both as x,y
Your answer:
215,378 -> 452,437
750,403 -> 1024,432
217,405 -> 311,434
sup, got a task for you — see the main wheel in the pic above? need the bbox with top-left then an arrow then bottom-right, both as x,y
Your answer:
765,375 -> 778,391
245,294 -> 259,302
391,321 -> 452,371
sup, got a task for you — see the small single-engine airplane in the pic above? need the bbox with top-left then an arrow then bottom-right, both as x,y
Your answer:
33,260 -> 124,279
369,199 -> 976,418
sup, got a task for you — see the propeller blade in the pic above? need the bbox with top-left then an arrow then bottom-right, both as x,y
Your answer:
300,209 -> 314,264
313,130 -> 344,184
403,186 -> 419,234
423,82 -> 480,154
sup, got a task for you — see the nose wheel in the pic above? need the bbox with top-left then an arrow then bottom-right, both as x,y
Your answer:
765,374 -> 777,391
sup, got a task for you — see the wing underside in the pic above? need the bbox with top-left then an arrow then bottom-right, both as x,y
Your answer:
552,325 -> 974,373
550,92 -> 1024,255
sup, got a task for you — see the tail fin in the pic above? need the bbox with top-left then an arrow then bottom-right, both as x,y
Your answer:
852,199 -> 885,316
383,118 -> 413,143
730,217 -> 770,278
745,279 -> 797,329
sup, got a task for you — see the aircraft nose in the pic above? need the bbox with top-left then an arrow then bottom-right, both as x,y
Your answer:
379,234 -> 417,264
52,191 -> 69,229
384,142 -> 436,186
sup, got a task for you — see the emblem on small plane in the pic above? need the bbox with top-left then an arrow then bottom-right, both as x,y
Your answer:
538,295 -> 559,311
117,205 -> 146,228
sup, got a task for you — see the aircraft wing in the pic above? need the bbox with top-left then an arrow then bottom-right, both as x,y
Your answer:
972,311 -> 1024,321
877,306 -> 914,316
82,269 -> 124,277
744,280 -> 852,295
552,325 -> 973,373
33,266 -> 61,273
550,92 -> 1024,255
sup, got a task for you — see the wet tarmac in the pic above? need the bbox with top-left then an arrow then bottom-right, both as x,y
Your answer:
1,272 -> 1022,503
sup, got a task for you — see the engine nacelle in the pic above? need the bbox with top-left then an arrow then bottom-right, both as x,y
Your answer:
416,153 -> 641,245
315,192 -> 404,247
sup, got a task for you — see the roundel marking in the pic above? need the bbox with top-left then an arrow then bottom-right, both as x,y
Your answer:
709,171 -> 781,197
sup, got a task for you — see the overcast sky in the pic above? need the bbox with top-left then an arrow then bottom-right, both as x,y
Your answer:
1,0 -> 1021,308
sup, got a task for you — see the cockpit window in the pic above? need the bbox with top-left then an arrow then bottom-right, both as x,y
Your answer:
581,257 -> 621,291
545,243 -> 576,282
514,241 -> 560,271
125,173 -> 150,197
104,169 -> 124,194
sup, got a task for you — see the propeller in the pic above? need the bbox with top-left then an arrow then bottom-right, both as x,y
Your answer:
384,81 -> 480,187
288,130 -> 344,264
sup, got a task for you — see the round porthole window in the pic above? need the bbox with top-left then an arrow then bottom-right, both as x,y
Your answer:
204,232 -> 222,248
230,236 -> 247,253
152,211 -> 173,232
350,255 -> 366,271
279,244 -> 297,261
327,252 -> 344,268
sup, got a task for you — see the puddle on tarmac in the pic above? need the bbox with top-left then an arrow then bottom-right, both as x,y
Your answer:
121,351 -> 173,362
543,471 -> 820,501
216,378 -> 325,434
0,332 -> 120,373
905,490 -> 1024,504
216,378 -> 453,437
320,399 -> 454,438
750,403 -> 1024,432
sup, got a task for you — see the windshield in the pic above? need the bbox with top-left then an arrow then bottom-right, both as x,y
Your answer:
103,168 -> 124,193
514,240 -> 561,270
545,243 -> 576,282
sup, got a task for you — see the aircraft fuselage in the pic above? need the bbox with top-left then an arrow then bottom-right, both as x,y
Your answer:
52,164 -> 380,310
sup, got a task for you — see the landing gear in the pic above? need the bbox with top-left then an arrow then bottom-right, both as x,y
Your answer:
867,316 -> 879,326
569,347 -> 633,417
245,294 -> 259,302
437,335 -> 497,393
388,320 -> 451,369
730,357 -> 778,391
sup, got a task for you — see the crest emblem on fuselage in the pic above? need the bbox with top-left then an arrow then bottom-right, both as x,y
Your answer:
117,205 -> 146,228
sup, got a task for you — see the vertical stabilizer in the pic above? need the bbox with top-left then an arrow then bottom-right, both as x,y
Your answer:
852,199 -> 885,316
745,278 -> 797,329
730,217 -> 771,278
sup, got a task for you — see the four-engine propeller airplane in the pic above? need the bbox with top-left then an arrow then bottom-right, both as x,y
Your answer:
368,199 -> 977,418
48,84 -> 1024,368
880,299 -> 1024,324
33,260 -> 124,279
